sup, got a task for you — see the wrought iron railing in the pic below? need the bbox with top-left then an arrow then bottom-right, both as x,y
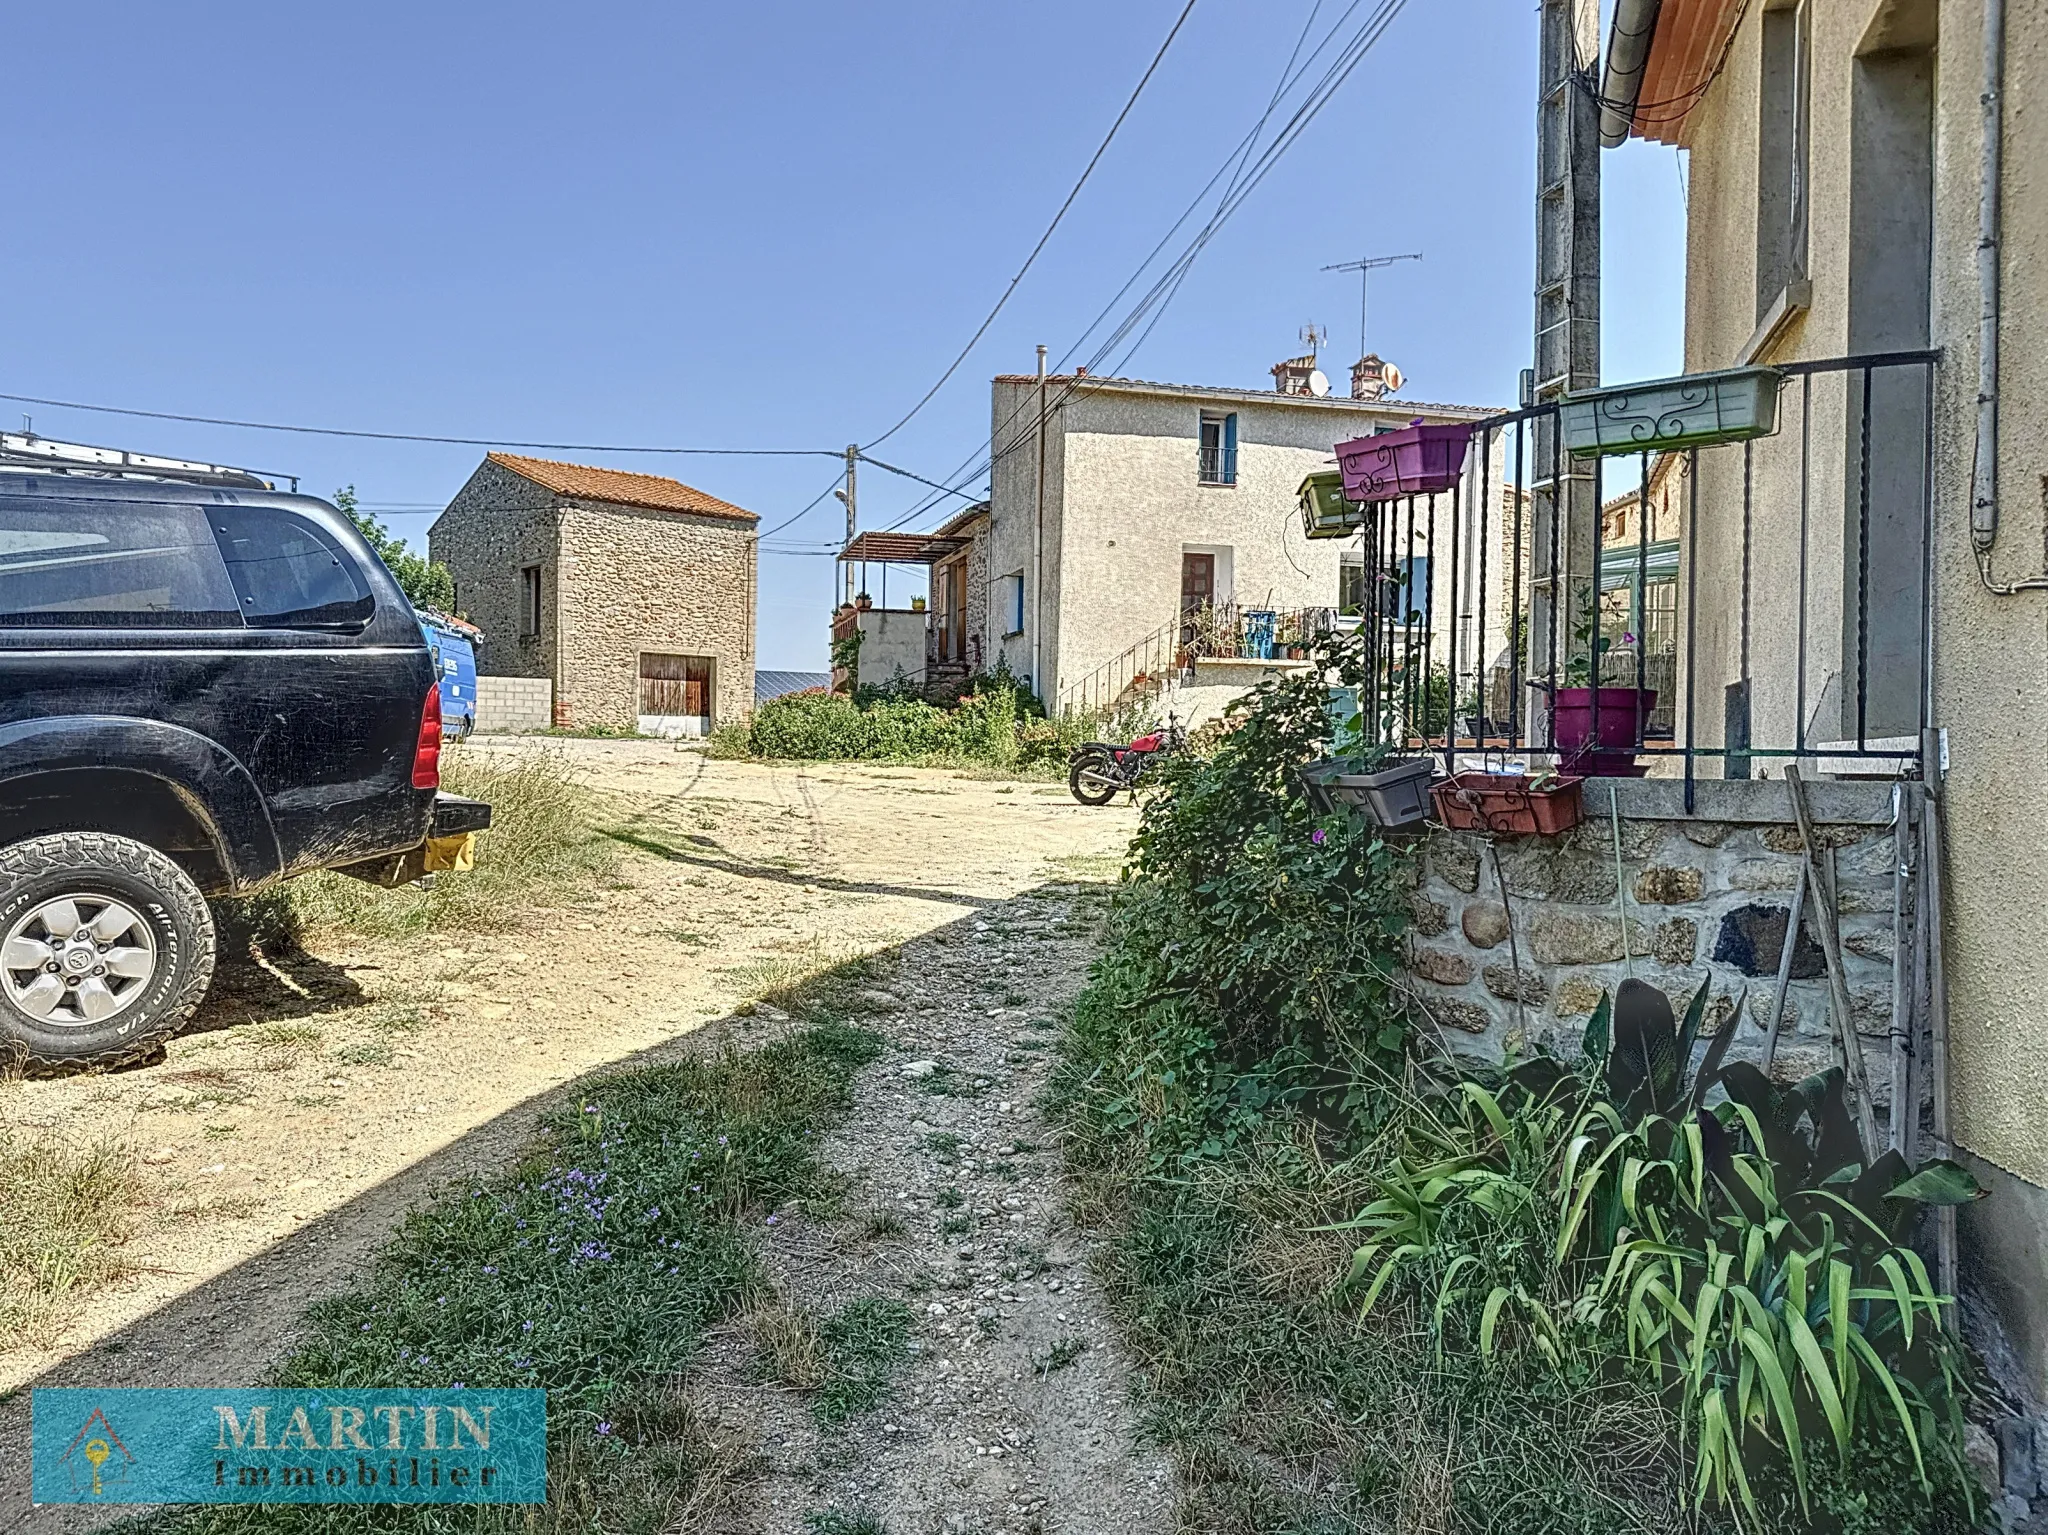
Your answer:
1347,349 -> 1938,806
1054,603 -> 1340,718
1056,613 -> 1189,719
1197,445 -> 1238,485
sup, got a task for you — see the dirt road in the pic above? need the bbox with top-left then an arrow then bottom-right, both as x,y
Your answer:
0,742 -> 1159,1532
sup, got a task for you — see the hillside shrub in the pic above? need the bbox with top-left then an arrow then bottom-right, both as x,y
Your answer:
745,688 -> 1021,766
1058,629 -> 1413,1164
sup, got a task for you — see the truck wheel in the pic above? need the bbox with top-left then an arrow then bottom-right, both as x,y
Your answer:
0,834 -> 216,1072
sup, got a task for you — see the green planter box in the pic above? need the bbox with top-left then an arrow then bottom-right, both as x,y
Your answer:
1298,470 -> 1365,540
1561,365 -> 1783,458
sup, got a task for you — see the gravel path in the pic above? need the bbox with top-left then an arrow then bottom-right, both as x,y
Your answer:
695,886 -> 1177,1535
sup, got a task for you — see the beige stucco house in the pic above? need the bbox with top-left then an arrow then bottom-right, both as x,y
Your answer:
858,362 -> 1485,718
1608,0 -> 2048,1394
430,453 -> 757,735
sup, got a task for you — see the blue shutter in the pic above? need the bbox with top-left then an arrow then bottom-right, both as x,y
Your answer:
1223,413 -> 1239,484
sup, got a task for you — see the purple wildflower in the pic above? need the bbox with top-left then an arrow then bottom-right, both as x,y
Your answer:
595,1421 -> 612,1437
1311,829 -> 1327,845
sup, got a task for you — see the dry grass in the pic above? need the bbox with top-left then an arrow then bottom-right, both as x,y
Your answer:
744,1297 -> 825,1390
216,747 -> 623,946
719,936 -> 870,1011
0,1131 -> 142,1350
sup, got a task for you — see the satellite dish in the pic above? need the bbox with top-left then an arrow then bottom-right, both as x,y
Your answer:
1307,369 -> 1331,398
1381,362 -> 1404,395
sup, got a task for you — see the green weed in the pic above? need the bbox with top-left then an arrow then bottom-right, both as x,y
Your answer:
813,1297 -> 912,1425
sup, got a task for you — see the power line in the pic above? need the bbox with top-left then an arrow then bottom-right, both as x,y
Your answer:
872,0 -> 1409,537
0,390 -> 841,458
857,0 -> 1201,452
857,454 -> 984,503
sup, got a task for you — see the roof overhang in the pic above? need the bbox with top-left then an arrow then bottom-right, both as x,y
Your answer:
1600,0 -> 1743,148
838,531 -> 968,565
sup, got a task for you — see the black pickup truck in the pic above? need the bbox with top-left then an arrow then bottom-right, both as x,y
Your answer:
0,472 -> 490,1070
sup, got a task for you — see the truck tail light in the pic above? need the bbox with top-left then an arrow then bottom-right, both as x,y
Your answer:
414,682 -> 442,789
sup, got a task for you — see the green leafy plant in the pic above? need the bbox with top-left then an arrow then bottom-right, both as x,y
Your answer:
1337,977 -> 1987,1529
1060,628 -> 1413,1164
336,486 -> 455,610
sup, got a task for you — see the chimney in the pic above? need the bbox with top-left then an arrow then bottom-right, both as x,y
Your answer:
1351,354 -> 1402,400
1271,323 -> 1329,396
1271,354 -> 1318,396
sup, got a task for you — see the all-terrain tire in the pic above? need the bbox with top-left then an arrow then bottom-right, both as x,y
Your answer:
1067,750 -> 1122,807
0,833 -> 216,1072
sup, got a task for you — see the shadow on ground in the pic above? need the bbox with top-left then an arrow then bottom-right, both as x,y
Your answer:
0,879 -> 1109,1533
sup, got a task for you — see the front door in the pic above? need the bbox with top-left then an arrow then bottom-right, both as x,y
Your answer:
1180,553 -> 1215,614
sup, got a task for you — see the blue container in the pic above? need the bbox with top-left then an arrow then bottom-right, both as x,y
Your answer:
1244,609 -> 1277,660
417,613 -> 479,738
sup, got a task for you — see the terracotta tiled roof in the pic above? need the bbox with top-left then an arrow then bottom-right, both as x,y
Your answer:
487,452 -> 757,523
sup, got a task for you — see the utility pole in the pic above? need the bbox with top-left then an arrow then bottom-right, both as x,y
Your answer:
1032,344 -> 1048,695
840,444 -> 858,606
1321,251 -> 1422,360
1529,0 -> 1602,745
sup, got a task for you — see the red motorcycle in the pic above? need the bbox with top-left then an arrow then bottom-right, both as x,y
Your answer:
1067,716 -> 1187,805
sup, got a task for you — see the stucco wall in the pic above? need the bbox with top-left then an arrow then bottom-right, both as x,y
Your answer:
1672,0 -> 2048,1206
428,459 -> 560,682
555,500 -> 755,731
1666,0 -> 2048,1396
855,608 -> 931,687
986,376 -> 1501,707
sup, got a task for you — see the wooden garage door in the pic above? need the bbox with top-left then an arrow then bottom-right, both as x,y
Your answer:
639,653 -> 712,716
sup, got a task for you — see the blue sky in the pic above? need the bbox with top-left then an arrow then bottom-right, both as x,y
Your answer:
1,1 -> 1685,670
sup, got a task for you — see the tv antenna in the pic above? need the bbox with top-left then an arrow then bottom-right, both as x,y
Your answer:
1321,251 -> 1422,358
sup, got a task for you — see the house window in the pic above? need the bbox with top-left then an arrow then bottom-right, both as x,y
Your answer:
1198,412 -> 1238,486
1338,554 -> 1367,616
1391,556 -> 1429,626
1756,0 -> 1811,319
519,564 -> 542,637
999,571 -> 1025,637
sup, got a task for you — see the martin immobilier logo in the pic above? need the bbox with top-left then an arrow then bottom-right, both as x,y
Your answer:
32,1388 -> 546,1506
56,1407 -> 135,1499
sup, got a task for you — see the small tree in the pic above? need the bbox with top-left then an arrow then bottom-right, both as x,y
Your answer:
336,485 -> 456,610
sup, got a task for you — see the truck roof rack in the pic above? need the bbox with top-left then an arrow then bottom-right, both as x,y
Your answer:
0,431 -> 295,492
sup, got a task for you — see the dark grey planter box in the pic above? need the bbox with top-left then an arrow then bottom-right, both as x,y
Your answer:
1300,756 -> 1435,828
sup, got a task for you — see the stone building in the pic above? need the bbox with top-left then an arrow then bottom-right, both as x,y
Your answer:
1601,0 -> 2048,1402
429,453 -> 757,734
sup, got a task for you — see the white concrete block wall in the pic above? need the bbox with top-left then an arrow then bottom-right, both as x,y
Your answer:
476,675 -> 553,733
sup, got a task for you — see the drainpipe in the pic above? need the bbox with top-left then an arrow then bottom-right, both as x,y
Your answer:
1970,0 -> 2045,592
1033,344 -> 1047,692
1597,0 -> 1663,148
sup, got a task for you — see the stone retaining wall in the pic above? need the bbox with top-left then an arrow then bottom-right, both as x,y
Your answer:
1401,779 -> 1902,1094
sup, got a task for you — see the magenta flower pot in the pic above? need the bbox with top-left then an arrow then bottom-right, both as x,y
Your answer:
1334,420 -> 1478,503
1552,687 -> 1657,775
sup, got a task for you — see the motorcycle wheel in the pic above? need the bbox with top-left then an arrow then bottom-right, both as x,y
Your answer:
1067,750 -> 1122,807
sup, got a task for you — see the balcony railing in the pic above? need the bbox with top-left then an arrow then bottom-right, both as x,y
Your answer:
1348,349 -> 1938,803
1197,445 -> 1237,485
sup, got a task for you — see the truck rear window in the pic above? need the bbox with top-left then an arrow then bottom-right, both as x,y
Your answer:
0,500 -> 241,627
209,506 -> 374,628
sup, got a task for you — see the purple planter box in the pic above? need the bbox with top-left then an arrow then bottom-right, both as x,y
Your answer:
1334,420 -> 1478,503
